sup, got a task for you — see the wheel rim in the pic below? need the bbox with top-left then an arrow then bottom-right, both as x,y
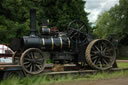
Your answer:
20,48 -> 46,74
86,39 -> 116,70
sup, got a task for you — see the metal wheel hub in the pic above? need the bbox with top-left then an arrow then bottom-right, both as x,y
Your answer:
30,59 -> 37,63
98,51 -> 106,57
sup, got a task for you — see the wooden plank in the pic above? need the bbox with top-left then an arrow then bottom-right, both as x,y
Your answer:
44,70 -> 97,75
0,65 -> 21,68
43,68 -> 128,75
0,63 -> 14,65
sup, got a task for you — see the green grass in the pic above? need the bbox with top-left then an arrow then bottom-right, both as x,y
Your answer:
0,74 -> 74,85
1,62 -> 128,85
1,71 -> 128,85
118,62 -> 128,68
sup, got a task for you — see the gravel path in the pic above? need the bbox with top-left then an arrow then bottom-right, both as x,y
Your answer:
47,77 -> 128,85
117,60 -> 128,63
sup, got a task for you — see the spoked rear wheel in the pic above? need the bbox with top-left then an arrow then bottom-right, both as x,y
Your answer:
86,39 -> 116,70
20,48 -> 46,74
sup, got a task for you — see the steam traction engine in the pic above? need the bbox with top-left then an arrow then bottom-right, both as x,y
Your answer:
10,9 -> 116,75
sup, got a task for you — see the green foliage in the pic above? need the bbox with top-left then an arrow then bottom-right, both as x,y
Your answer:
93,11 -> 112,38
40,0 -> 90,31
94,0 -> 128,40
0,74 -> 74,85
0,0 -> 90,43
1,69 -> 128,85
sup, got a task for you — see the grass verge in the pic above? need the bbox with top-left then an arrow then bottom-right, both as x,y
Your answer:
118,62 -> 128,68
0,62 -> 128,85
1,71 -> 128,85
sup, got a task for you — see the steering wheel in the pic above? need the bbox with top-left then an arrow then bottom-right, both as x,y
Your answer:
67,20 -> 88,44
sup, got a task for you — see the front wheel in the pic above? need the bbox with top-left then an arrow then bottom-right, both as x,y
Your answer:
20,48 -> 46,75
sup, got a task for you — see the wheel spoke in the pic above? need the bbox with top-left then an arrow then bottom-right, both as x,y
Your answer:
102,59 -> 109,66
91,50 -> 99,54
91,52 -> 98,56
104,56 -> 112,59
24,58 -> 31,61
103,48 -> 107,52
30,52 -> 34,59
80,25 -> 84,31
96,58 -> 101,65
36,65 -> 42,70
105,48 -> 113,53
27,54 -> 32,58
25,63 -> 32,68
70,31 -> 78,39
30,66 -> 32,72
101,42 -> 106,50
36,61 -> 43,65
92,56 -> 99,60
99,61 -> 102,68
23,62 -> 30,65
94,45 -> 100,52
100,45 -> 103,51
93,58 -> 98,64
37,58 -> 44,62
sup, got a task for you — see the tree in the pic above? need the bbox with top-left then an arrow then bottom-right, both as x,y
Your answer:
93,11 -> 112,38
94,0 -> 128,41
41,0 -> 90,31
0,0 -> 90,43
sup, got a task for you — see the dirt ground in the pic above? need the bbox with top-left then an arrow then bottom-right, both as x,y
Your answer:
47,77 -> 128,85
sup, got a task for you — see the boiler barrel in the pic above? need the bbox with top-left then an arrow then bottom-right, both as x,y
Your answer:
23,36 -> 70,50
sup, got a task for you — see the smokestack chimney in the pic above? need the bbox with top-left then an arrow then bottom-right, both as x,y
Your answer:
30,9 -> 36,36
